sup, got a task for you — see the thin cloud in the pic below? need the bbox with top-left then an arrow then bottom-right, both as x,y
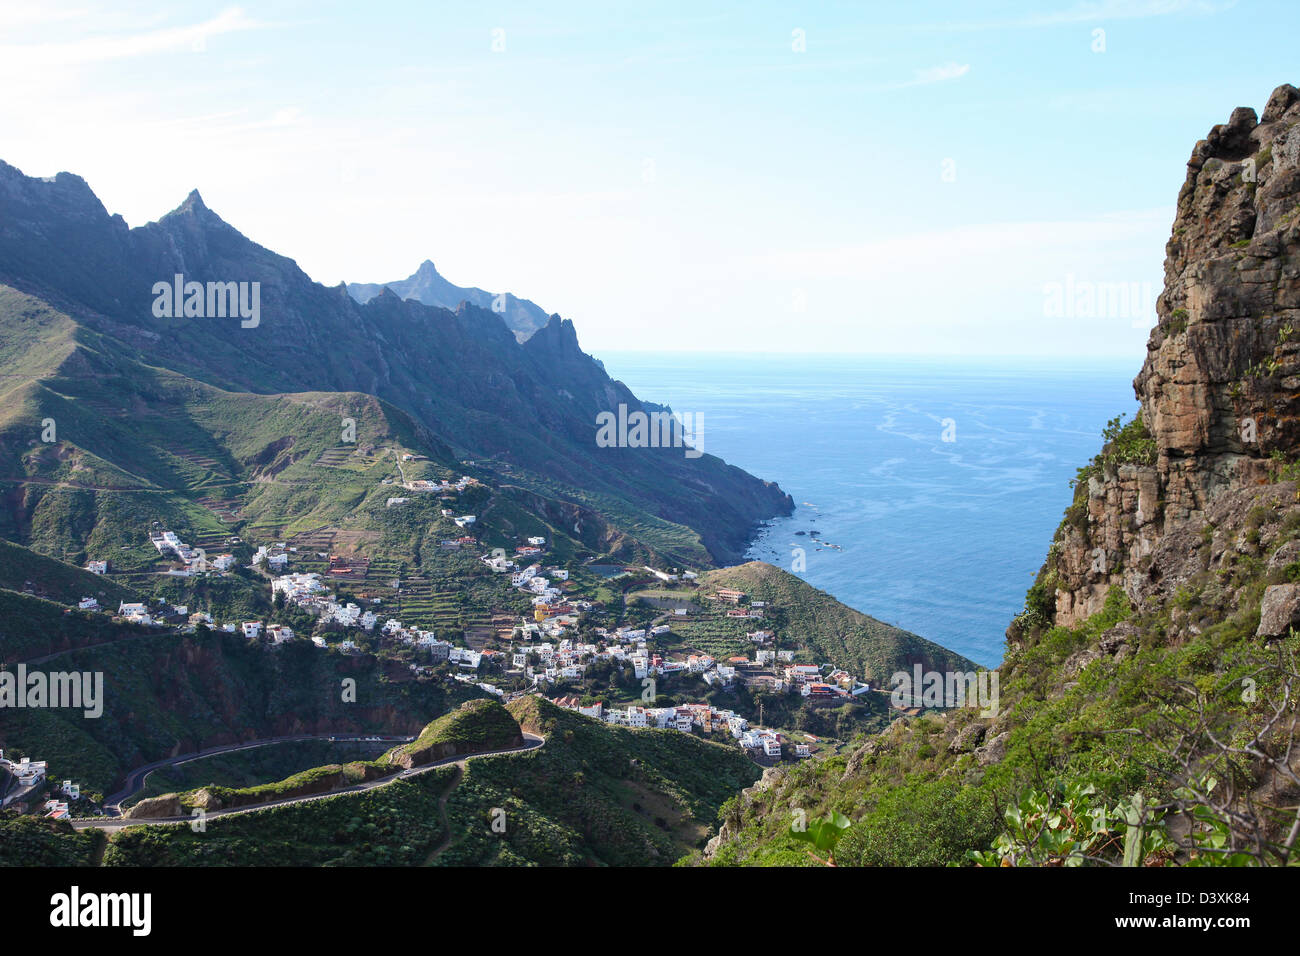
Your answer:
866,61 -> 972,92
0,6 -> 264,70
907,61 -> 971,86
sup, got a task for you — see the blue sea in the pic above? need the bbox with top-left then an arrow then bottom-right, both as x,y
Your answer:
600,353 -> 1138,668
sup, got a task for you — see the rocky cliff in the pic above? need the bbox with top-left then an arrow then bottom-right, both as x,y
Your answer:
1047,83 -> 1300,629
699,85 -> 1300,869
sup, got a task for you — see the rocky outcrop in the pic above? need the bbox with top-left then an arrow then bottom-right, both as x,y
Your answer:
947,721 -> 987,754
385,699 -> 524,769
1050,85 -> 1300,627
702,765 -> 787,859
122,794 -> 183,819
1257,583 -> 1300,638
974,731 -> 1009,766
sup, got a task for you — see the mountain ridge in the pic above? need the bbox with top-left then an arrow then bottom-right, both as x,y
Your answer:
0,160 -> 793,566
346,258 -> 551,343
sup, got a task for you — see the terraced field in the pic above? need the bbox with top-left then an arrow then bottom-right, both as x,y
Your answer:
664,613 -> 760,661
393,577 -> 465,631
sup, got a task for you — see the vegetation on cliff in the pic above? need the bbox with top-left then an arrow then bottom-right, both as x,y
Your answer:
700,85 -> 1300,868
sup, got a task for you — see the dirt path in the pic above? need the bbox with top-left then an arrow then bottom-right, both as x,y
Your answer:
422,763 -> 465,866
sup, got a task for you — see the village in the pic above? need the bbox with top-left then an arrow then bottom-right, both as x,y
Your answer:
69,469 -> 879,767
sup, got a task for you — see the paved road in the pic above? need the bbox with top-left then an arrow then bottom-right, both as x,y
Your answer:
70,732 -> 545,832
99,733 -> 417,812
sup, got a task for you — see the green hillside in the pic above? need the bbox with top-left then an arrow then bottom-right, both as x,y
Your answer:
0,597 -> 482,796
699,562 -> 976,681
21,696 -> 761,866
0,539 -> 141,607
383,699 -> 522,767
431,696 -> 762,866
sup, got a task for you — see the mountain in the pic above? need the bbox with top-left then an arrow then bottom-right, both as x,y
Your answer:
0,162 -> 792,568
699,83 -> 1300,868
346,259 -> 551,343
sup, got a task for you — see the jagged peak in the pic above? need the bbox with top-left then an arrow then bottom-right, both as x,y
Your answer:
161,187 -> 223,224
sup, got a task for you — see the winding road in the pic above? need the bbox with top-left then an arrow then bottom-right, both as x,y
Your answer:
70,732 -> 545,832
100,733 -> 416,811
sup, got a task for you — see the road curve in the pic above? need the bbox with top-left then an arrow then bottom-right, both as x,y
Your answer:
71,733 -> 545,832
101,733 -> 417,812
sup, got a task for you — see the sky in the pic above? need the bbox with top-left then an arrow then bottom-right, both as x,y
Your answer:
1,0 -> 1296,356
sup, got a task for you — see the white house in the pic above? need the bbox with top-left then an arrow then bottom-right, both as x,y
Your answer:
118,602 -> 152,624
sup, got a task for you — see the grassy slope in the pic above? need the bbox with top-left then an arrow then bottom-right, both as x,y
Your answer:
431,696 -> 762,866
383,699 -> 522,766
64,696 -> 761,866
152,700 -> 522,810
0,586 -> 153,665
0,539 -> 142,607
698,486 -> 1300,867
0,283 -> 742,575
125,737 -> 391,805
700,562 -> 977,681
0,600 -> 482,796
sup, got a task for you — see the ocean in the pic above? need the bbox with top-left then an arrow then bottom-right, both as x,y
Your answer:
599,352 -> 1139,668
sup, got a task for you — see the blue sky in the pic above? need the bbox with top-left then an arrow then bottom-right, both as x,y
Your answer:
2,0 -> 1296,355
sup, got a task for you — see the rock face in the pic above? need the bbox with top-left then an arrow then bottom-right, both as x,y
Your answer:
947,722 -> 987,754
1257,583 -> 1300,638
702,765 -> 786,859
122,794 -> 183,819
974,731 -> 1009,766
1049,84 -> 1300,627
